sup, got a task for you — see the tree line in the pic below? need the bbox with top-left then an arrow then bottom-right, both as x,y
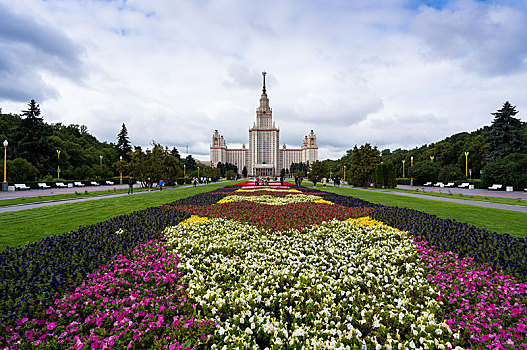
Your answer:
0,100 -> 216,184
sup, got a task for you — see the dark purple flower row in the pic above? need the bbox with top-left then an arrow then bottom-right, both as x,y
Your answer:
371,207 -> 527,282
165,192 -> 227,206
0,207 -> 191,326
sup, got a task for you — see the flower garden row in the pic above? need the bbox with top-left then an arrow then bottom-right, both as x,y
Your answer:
0,183 -> 525,349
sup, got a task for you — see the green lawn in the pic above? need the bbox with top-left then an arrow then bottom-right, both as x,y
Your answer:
317,185 -> 527,238
0,182 -> 234,250
383,187 -> 527,207
1,180 -> 525,251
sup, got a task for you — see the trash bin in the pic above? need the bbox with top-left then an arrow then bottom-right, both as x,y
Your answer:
469,185 -> 474,190
68,183 -> 73,188
506,186 -> 513,192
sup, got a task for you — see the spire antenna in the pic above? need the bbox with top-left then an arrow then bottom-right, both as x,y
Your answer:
262,71 -> 267,93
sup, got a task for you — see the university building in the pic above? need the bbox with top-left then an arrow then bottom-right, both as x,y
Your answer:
210,72 -> 318,177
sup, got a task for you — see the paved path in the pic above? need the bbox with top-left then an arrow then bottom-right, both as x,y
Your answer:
0,183 -> 213,213
358,187 -> 527,213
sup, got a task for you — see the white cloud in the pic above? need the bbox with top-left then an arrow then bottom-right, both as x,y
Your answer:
1,0 -> 527,161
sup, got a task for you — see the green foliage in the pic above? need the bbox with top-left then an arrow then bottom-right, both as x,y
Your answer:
348,144 -> 381,187
215,162 -> 237,177
438,164 -> 464,182
242,166 -> 248,178
374,163 -> 396,188
115,123 -> 132,162
309,160 -> 329,181
1,158 -> 39,182
485,101 -> 526,162
290,162 -> 309,176
128,144 -> 182,184
407,161 -> 441,185
225,169 -> 236,180
9,100 -> 54,174
481,153 -> 527,190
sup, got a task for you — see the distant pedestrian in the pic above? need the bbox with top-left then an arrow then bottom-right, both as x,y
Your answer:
280,174 -> 284,186
322,177 -> 327,187
313,177 -> 317,187
193,177 -> 197,187
158,179 -> 165,191
127,175 -> 134,194
147,177 -> 152,191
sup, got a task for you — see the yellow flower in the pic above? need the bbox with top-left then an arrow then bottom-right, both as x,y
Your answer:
179,215 -> 209,226
343,216 -> 405,233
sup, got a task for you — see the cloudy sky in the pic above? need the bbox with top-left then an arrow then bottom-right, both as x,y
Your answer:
1,0 -> 527,160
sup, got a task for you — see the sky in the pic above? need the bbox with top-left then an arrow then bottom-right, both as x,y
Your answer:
1,0 -> 527,161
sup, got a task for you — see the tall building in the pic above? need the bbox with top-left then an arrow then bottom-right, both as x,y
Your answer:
210,72 -> 318,176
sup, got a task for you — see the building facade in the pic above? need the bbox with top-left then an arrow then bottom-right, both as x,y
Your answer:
210,72 -> 318,177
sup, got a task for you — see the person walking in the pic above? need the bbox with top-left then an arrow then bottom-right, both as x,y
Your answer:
158,179 -> 165,191
322,177 -> 327,187
147,177 -> 152,191
127,175 -> 134,194
280,174 -> 284,186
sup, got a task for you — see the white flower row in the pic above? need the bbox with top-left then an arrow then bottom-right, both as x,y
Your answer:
219,194 -> 322,205
164,219 -> 460,350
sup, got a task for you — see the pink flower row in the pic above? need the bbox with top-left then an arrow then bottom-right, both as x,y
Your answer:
415,239 -> 527,350
2,240 -> 214,349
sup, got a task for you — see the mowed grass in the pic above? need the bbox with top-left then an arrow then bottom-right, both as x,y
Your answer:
318,185 -> 527,238
0,182 -> 234,251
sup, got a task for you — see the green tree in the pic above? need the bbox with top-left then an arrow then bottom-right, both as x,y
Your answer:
309,160 -> 329,181
485,101 -> 526,162
10,100 -> 53,174
482,153 -> 527,190
184,155 -> 197,172
374,163 -> 396,188
348,144 -> 381,187
438,164 -> 463,182
242,166 -> 248,178
407,161 -> 441,185
1,158 -> 39,182
171,147 -> 181,160
225,169 -> 236,180
116,123 -> 132,162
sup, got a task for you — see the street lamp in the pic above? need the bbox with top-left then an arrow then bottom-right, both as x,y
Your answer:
2,140 -> 7,191
99,155 -> 103,169
56,150 -> 61,178
402,160 -> 405,178
184,164 -> 186,178
464,152 -> 469,177
430,156 -> 434,162
410,156 -> 414,186
197,166 -> 200,181
119,156 -> 123,185
343,165 -> 346,184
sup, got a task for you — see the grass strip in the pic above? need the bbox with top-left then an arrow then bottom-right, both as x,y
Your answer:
318,186 -> 527,237
0,182 -> 234,251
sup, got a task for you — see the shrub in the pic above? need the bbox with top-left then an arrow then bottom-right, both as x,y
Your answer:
407,161 -> 441,185
482,153 -> 527,189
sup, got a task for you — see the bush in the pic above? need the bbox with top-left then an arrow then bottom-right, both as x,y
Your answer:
374,163 -> 396,188
482,153 -> 527,190
1,158 -> 39,182
176,178 -> 185,185
407,162 -> 441,185
396,178 -> 411,185
438,164 -> 464,182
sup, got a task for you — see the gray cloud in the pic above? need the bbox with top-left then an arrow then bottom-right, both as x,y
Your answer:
412,0 -> 527,75
0,2 -> 84,101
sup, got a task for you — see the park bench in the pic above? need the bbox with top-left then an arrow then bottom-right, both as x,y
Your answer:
106,181 -> 114,185
90,181 -> 100,186
14,184 -> 30,191
488,184 -> 502,190
38,183 -> 51,189
444,182 -> 455,187
74,182 -> 85,187
433,182 -> 444,187
458,183 -> 469,188
423,182 -> 432,186
55,182 -> 67,188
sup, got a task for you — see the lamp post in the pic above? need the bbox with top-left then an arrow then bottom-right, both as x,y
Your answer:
464,152 -> 469,177
430,156 -> 434,162
119,156 -> 123,185
402,160 -> 405,178
343,165 -> 346,184
410,156 -> 414,186
56,150 -> 61,178
99,155 -> 103,170
2,140 -> 7,191
197,166 -> 200,181
184,164 -> 186,178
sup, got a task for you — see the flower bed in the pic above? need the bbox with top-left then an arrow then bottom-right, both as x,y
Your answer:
1,184 -> 525,349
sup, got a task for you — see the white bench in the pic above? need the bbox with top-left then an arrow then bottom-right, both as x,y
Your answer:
106,181 -> 114,185
90,181 -> 100,186
445,182 -> 455,187
423,182 -> 432,186
433,182 -> 444,187
74,182 -> 85,187
488,184 -> 502,190
38,182 -> 51,189
14,183 -> 30,191
55,182 -> 67,188
458,182 -> 469,188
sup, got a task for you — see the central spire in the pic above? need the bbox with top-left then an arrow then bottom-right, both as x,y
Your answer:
262,71 -> 267,94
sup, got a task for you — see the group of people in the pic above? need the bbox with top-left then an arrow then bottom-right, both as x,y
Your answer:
127,176 -> 164,194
